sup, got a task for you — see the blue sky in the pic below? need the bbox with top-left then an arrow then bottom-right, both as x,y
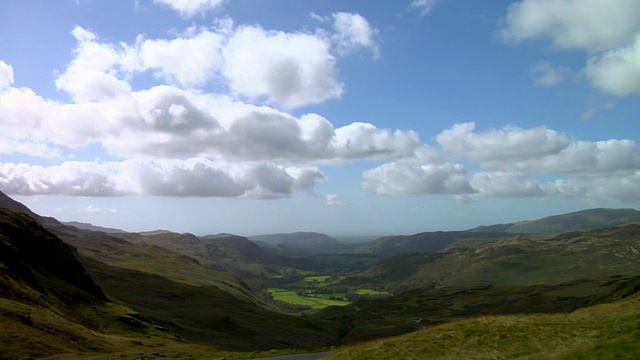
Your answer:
1,0 -> 639,236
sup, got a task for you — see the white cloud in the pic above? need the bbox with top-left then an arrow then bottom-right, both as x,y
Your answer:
436,122 -> 640,175
153,0 -> 224,18
134,29 -> 225,88
0,60 -> 14,89
544,173 -> 640,202
55,27 -> 131,103
411,0 -> 437,17
326,193 -> 346,207
500,0 -> 640,52
362,162 -> 474,195
530,61 -> 567,87
361,122 -> 640,202
0,76 -> 419,162
331,12 -> 380,58
500,0 -> 640,96
436,123 -> 571,165
469,171 -> 543,197
584,34 -> 640,95
0,159 -> 326,199
332,122 -> 420,160
222,25 -> 343,108
53,15 -> 380,109
0,138 -> 61,158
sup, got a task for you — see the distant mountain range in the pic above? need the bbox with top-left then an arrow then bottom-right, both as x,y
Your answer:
470,208 -> 640,234
250,231 -> 349,253
343,222 -> 640,294
63,220 -> 128,233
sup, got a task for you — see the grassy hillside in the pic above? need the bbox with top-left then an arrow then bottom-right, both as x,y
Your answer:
352,231 -> 509,258
324,289 -> 640,359
118,231 -> 279,278
84,258 -> 337,351
472,208 -> 640,234
343,223 -> 640,293
314,275 -> 640,345
0,208 -> 214,360
47,223 -> 258,301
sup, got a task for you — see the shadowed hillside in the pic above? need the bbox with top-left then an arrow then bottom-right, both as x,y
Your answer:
0,208 -> 191,359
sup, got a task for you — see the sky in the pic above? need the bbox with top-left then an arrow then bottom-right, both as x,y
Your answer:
0,0 -> 639,236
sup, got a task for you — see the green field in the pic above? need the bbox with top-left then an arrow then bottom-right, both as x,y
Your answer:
268,288 -> 351,309
356,289 -> 387,296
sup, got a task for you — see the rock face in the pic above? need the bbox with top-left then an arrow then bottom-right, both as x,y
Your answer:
0,207 -> 107,302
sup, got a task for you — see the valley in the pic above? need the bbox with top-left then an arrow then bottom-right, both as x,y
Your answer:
2,189 -> 640,359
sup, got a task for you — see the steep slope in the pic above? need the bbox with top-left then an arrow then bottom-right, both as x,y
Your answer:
0,208 -> 184,359
86,258 -> 337,351
0,208 -> 106,302
471,208 -> 640,234
0,191 -> 43,221
46,222 -> 257,300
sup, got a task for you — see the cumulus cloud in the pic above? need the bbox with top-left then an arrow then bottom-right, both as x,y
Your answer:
584,34 -> 640,95
55,16 -> 379,109
0,60 -> 14,89
55,27 -> 131,103
133,29 -> 225,88
437,123 -> 640,175
222,25 -> 343,108
362,162 -> 474,195
0,139 -> 61,158
362,122 -> 640,202
469,171 -> 543,197
153,0 -> 224,18
332,122 -> 420,160
411,0 -> 437,17
500,0 -> 640,96
500,0 -> 640,51
331,12 -> 380,58
436,123 -> 571,166
544,174 -> 640,202
0,159 -> 325,199
1,77 -> 419,163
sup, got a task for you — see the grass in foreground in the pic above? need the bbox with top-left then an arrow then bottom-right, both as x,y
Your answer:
324,292 -> 640,359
